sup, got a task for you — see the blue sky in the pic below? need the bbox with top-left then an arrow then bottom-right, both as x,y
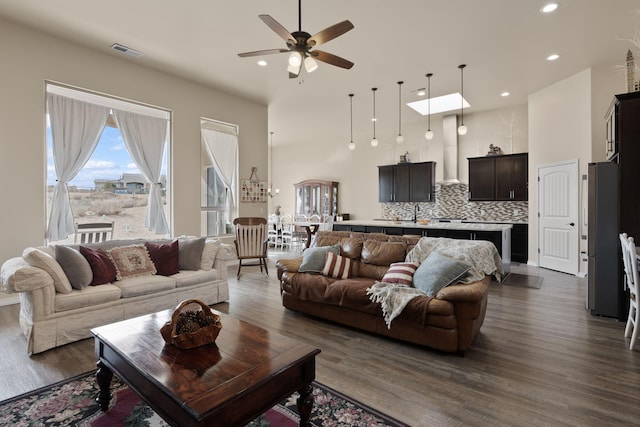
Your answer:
47,124 -> 167,189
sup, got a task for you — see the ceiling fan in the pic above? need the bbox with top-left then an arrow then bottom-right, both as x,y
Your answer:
237,0 -> 354,78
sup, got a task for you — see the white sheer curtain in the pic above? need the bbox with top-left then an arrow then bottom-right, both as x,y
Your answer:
113,110 -> 169,234
47,94 -> 109,241
201,127 -> 238,221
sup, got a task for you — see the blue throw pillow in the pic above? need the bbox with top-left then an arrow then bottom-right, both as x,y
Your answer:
413,251 -> 471,296
299,244 -> 340,273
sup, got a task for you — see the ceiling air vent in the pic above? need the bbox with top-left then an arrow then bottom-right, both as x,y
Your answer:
110,43 -> 143,57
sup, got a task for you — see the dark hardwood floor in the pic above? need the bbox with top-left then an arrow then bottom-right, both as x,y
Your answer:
1,249 -> 638,426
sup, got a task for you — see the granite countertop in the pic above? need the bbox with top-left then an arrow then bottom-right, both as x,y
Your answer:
337,220 -> 512,231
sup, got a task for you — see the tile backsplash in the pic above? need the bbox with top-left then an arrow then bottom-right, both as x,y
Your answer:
381,183 -> 528,223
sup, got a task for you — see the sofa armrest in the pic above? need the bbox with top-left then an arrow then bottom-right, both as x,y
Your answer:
276,257 -> 303,281
216,243 -> 237,261
435,276 -> 490,303
1,257 -> 55,293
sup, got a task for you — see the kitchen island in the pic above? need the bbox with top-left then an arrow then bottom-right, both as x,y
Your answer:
332,220 -> 511,273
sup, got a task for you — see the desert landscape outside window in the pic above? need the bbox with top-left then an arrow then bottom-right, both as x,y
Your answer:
45,84 -> 170,244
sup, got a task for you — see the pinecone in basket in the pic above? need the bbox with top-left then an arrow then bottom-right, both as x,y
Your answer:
175,309 -> 217,334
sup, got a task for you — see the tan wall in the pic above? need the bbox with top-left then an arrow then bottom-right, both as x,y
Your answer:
0,17 -> 267,305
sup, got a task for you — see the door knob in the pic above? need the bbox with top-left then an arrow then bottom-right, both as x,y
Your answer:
568,222 -> 575,227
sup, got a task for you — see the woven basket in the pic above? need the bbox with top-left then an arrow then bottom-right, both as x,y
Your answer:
160,299 -> 222,349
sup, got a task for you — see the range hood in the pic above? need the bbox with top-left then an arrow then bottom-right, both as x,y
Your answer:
440,114 -> 460,184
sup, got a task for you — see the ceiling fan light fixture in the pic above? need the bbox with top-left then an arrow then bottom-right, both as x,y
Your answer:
288,51 -> 302,67
304,56 -> 318,73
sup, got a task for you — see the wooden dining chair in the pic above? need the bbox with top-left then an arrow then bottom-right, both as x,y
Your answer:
620,233 -> 639,350
74,222 -> 114,244
233,217 -> 269,278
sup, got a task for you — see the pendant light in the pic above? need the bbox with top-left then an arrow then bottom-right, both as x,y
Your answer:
424,73 -> 434,140
370,87 -> 378,147
458,64 -> 468,136
267,131 -> 279,197
396,81 -> 404,144
348,94 -> 356,150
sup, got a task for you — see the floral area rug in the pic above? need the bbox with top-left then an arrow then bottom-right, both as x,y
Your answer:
0,371 -> 408,426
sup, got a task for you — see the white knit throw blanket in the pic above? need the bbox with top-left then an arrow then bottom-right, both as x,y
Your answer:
366,282 -> 428,329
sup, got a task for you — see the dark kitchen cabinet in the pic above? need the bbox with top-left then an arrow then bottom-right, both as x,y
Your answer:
495,153 -> 528,200
468,157 -> 495,201
378,162 -> 435,202
468,153 -> 528,201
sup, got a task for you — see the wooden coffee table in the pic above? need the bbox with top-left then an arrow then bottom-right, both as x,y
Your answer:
91,309 -> 321,426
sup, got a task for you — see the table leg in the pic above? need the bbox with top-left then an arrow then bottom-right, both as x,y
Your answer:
297,383 -> 314,426
96,360 -> 113,411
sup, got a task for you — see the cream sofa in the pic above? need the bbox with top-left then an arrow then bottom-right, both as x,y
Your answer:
0,238 -> 235,354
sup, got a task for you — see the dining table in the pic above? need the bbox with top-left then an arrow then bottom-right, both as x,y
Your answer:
293,221 -> 322,249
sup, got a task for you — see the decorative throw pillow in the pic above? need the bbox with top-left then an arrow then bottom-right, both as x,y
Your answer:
381,262 -> 419,286
79,246 -> 117,286
178,237 -> 207,270
200,238 -> 221,271
107,244 -> 157,280
145,240 -> 179,276
54,245 -> 93,290
22,247 -> 73,294
299,244 -> 340,273
322,252 -> 352,279
413,251 -> 472,297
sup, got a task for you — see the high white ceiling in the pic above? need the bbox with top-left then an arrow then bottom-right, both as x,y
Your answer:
1,0 -> 639,147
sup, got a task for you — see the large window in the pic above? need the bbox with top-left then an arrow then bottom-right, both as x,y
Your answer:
45,84 -> 170,243
200,118 -> 238,236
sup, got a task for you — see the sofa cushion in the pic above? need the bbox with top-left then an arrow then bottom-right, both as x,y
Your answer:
361,240 -> 406,266
178,237 -> 206,270
145,240 -> 179,276
79,246 -> 117,286
380,262 -> 419,286
22,247 -> 73,294
54,245 -> 93,290
314,235 -> 363,260
299,244 -> 340,273
107,244 -> 157,280
113,274 -> 176,298
201,238 -> 221,270
413,251 -> 471,296
322,252 -> 351,279
54,284 -> 121,312
172,269 -> 220,288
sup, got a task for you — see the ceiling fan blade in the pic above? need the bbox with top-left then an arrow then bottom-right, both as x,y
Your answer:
259,14 -> 296,44
238,48 -> 289,58
311,50 -> 354,69
308,20 -> 354,47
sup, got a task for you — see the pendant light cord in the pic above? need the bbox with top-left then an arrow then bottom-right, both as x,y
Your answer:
349,94 -> 354,143
459,64 -> 466,125
426,73 -> 432,130
397,81 -> 403,136
372,88 -> 377,139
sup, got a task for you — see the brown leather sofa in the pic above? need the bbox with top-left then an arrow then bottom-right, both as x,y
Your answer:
276,231 -> 490,354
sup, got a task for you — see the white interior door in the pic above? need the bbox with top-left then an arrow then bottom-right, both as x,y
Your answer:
538,160 -> 579,275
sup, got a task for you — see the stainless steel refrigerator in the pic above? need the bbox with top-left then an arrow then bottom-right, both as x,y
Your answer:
587,162 -> 621,319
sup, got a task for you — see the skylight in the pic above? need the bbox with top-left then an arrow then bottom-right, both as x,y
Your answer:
407,93 -> 470,116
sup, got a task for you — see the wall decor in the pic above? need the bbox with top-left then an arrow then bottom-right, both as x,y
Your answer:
241,167 -> 267,202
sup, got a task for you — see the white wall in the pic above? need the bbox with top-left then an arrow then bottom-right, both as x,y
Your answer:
270,104 -> 528,219
0,17 -> 267,303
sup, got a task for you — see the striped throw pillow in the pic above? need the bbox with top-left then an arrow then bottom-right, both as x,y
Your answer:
322,252 -> 352,279
381,262 -> 419,286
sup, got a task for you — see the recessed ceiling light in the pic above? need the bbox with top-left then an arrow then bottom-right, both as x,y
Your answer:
547,54 -> 560,61
501,92 -> 510,97
541,3 -> 559,13
257,60 -> 268,66
417,89 -> 426,97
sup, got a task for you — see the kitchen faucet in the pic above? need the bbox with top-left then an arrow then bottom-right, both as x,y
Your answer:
413,204 -> 420,222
